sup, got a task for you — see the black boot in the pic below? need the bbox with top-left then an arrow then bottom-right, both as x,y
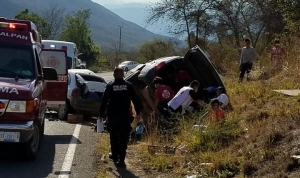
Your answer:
108,152 -> 118,162
117,160 -> 126,168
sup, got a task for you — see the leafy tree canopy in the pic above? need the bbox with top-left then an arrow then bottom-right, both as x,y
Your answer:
137,40 -> 179,63
14,9 -> 50,39
60,9 -> 102,66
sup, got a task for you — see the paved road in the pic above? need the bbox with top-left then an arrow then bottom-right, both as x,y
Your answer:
0,118 -> 99,178
0,72 -> 114,178
97,72 -> 114,82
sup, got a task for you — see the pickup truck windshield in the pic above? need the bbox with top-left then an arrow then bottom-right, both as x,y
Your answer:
0,43 -> 34,79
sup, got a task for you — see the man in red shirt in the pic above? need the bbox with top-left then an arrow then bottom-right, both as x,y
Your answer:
152,76 -> 174,117
270,40 -> 286,61
174,69 -> 193,90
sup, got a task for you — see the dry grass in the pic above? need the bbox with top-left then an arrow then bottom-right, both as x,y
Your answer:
96,134 -> 113,178
97,40 -> 300,177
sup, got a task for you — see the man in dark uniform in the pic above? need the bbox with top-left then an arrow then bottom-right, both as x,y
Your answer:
99,67 -> 141,168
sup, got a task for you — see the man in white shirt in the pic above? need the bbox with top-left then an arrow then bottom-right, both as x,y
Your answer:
239,38 -> 258,82
168,80 -> 205,114
216,86 -> 229,109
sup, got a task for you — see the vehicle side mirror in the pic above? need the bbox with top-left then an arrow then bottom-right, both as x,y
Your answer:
43,67 -> 58,80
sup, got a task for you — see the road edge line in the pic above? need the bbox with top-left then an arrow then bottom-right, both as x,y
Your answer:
58,124 -> 82,178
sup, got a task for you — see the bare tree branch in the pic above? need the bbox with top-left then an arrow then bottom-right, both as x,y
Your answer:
42,4 -> 67,39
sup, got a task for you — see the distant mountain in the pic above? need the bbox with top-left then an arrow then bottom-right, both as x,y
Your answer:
102,2 -> 172,37
0,0 -> 184,51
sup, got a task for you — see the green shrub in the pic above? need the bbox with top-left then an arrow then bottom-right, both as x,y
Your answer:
89,65 -> 101,73
174,113 -> 243,153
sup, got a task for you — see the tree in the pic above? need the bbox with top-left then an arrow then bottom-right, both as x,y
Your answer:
212,0 -> 274,53
278,0 -> 300,33
41,4 -> 66,39
60,9 -> 102,66
147,0 -> 214,48
14,9 -> 50,39
137,40 -> 178,63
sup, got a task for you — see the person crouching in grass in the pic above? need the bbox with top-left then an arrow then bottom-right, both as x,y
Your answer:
208,98 -> 225,122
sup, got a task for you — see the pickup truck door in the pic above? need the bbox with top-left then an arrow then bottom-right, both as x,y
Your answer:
40,49 -> 68,105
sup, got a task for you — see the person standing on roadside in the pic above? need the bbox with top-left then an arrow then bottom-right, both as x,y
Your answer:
99,67 -> 141,168
239,39 -> 258,82
270,39 -> 286,63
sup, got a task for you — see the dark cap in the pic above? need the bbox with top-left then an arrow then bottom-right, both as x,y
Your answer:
190,80 -> 200,88
152,76 -> 163,84
218,86 -> 225,93
210,98 -> 220,105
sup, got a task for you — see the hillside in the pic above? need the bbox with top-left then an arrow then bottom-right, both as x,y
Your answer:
96,53 -> 300,177
0,0 -> 181,51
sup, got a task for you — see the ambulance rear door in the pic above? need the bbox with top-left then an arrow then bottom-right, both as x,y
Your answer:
40,49 -> 68,104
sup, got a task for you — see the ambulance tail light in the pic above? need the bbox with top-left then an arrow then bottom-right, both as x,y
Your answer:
0,22 -> 28,31
61,46 -> 67,51
154,62 -> 165,71
71,88 -> 80,97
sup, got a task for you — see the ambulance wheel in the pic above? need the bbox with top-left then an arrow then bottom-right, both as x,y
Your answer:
23,122 -> 41,161
58,101 -> 70,120
39,119 -> 45,139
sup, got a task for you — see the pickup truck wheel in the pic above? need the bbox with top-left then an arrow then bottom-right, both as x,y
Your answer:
58,102 -> 69,120
23,123 -> 40,161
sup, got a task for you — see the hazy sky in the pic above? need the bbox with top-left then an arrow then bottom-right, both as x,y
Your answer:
122,0 -> 158,2
96,0 -> 159,4
116,0 -> 158,3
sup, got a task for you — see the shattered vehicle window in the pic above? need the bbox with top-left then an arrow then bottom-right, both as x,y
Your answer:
78,74 -> 106,83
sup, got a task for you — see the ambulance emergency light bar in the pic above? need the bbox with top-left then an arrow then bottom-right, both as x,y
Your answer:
0,22 -> 28,31
0,18 -> 37,31
41,45 -> 68,51
0,17 -> 39,41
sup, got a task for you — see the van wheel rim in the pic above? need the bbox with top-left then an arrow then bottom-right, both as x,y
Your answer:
31,125 -> 39,152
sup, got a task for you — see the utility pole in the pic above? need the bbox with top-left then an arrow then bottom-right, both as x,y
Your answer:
118,25 -> 122,54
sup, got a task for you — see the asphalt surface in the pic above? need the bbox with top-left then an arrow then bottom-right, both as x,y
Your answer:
97,72 -> 114,83
0,72 -> 114,178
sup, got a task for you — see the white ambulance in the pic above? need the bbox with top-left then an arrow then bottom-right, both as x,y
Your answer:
41,40 -> 79,69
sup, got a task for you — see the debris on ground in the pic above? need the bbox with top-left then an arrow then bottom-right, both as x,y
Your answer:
273,89 -> 300,96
